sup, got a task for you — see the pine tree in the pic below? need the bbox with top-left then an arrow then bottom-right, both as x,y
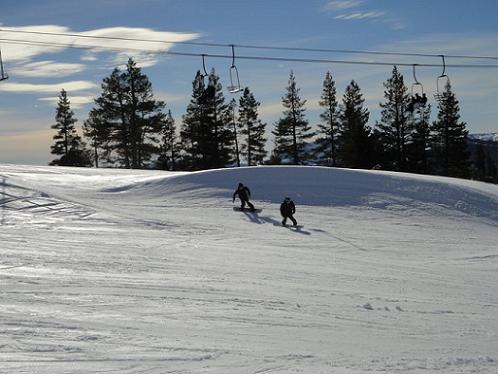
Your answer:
407,104 -> 431,174
314,71 -> 339,166
229,99 -> 241,167
430,82 -> 470,178
203,69 -> 233,168
271,117 -> 293,164
180,70 -> 206,170
338,80 -> 372,169
473,144 -> 487,181
238,87 -> 267,165
158,110 -> 180,170
375,66 -> 413,171
486,154 -> 498,183
82,108 -> 111,167
50,89 -> 91,166
272,71 -> 314,164
180,69 -> 233,170
89,58 -> 166,168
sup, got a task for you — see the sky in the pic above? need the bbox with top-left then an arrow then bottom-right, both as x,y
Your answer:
0,0 -> 498,165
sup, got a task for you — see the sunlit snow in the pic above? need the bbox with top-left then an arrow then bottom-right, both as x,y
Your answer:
1,164 -> 497,373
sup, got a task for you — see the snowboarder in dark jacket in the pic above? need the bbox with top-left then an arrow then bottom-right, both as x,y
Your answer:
233,183 -> 255,210
280,197 -> 297,226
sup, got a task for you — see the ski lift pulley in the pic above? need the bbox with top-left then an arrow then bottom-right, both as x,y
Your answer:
227,45 -> 243,94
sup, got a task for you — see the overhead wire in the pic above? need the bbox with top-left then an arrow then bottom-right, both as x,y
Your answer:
1,27 -> 498,62
1,38 -> 498,69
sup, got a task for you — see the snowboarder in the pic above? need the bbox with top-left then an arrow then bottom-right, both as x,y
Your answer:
280,197 -> 297,226
233,182 -> 255,211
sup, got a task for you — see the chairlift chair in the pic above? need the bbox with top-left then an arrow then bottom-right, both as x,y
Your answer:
0,47 -> 8,81
227,45 -> 243,94
411,64 -> 424,97
434,55 -> 450,103
197,54 -> 217,104
409,64 -> 425,112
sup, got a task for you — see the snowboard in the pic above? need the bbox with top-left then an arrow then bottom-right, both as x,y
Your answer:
273,222 -> 304,229
233,207 -> 262,213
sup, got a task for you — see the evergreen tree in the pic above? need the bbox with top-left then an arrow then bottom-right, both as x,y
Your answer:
50,89 -> 91,166
158,110 -> 180,170
203,69 -> 233,168
407,104 -> 431,174
486,153 -> 498,183
375,66 -> 413,171
472,144 -> 498,183
229,99 -> 241,167
180,70 -> 206,170
272,117 -> 293,163
238,87 -> 267,165
314,71 -> 339,166
180,69 -> 233,170
338,80 -> 373,169
272,71 -> 314,164
89,58 -> 166,168
473,144 -> 487,181
430,82 -> 470,178
82,108 -> 111,167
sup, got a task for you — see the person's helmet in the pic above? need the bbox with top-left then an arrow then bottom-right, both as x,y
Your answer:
284,197 -> 291,202
238,183 -> 243,187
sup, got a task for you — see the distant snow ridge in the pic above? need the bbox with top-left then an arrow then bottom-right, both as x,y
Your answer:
101,166 -> 498,221
468,133 -> 498,142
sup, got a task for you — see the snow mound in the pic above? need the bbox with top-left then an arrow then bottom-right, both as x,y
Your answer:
102,166 -> 498,221
2,164 -> 498,373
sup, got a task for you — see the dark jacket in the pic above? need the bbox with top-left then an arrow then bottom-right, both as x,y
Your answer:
280,200 -> 295,217
233,186 -> 251,201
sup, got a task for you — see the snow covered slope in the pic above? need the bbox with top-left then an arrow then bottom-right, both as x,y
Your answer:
1,164 -> 498,373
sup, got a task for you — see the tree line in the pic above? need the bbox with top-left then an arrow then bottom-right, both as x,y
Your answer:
49,58 -> 498,183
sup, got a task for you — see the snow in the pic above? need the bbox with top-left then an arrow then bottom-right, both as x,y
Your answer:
468,133 -> 498,143
1,163 -> 498,373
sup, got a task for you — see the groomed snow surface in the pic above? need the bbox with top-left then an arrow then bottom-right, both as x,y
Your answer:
1,164 -> 498,373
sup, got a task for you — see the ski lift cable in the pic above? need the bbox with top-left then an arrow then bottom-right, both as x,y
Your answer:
2,38 -> 498,69
2,28 -> 498,61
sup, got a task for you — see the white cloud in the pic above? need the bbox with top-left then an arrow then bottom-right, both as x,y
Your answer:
0,80 -> 98,93
12,60 -> 86,77
38,95 -> 94,109
322,1 -> 404,29
323,0 -> 363,11
335,11 -> 386,20
0,24 -> 201,71
81,52 -> 98,62
154,90 -> 189,105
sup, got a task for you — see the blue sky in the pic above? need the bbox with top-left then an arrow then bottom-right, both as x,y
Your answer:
1,0 -> 498,165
